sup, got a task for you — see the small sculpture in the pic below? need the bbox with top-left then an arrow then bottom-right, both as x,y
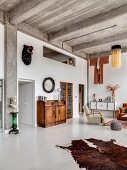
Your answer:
22,45 -> 33,65
9,96 -> 19,134
9,96 -> 17,112
92,93 -> 96,101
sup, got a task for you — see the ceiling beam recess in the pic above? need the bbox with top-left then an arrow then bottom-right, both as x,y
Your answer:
9,0 -> 59,25
48,3 -> 127,41
73,31 -> 127,52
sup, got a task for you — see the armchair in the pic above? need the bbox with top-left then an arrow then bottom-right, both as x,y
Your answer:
117,103 -> 127,121
83,104 -> 105,124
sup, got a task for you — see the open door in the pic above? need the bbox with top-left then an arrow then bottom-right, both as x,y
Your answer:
79,84 -> 84,112
18,80 -> 35,127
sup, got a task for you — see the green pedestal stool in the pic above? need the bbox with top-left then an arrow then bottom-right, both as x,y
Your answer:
9,112 -> 19,134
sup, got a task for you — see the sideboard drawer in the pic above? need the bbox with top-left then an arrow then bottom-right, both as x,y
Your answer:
108,102 -> 116,110
97,102 -> 107,110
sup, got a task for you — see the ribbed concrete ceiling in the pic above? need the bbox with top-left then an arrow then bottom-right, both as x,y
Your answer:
1,0 -> 127,58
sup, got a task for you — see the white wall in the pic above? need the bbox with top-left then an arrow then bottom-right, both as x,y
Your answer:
89,54 -> 127,108
17,31 -> 87,122
0,23 -> 4,79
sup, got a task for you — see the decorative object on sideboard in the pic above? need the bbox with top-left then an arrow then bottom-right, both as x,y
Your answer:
92,93 -> 96,101
42,77 -> 55,93
111,45 -> 121,68
44,96 -> 47,102
99,99 -> 102,102
105,96 -> 111,102
38,96 -> 47,101
90,56 -> 109,84
106,84 -> 120,102
22,45 -> 33,65
54,88 -> 61,100
38,96 -> 43,101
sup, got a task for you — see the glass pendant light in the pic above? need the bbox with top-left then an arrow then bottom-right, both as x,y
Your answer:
111,45 -> 121,68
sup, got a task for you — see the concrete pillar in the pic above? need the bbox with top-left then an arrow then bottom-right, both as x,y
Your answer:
4,23 -> 17,130
87,58 -> 90,107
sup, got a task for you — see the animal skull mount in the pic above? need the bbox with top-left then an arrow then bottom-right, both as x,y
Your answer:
22,45 -> 33,65
90,56 -> 109,84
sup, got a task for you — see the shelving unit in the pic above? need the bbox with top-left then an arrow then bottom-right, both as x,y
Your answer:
60,82 -> 73,119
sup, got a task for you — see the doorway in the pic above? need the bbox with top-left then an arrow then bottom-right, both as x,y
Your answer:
79,84 -> 84,112
18,80 -> 35,127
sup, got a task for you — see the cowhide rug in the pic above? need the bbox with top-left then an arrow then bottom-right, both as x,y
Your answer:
56,138 -> 127,170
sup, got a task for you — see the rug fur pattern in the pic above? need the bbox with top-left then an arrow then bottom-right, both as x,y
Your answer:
56,138 -> 127,170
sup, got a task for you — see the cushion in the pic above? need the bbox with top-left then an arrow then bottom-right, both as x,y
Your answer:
119,107 -> 127,113
123,103 -> 127,107
122,114 -> 127,118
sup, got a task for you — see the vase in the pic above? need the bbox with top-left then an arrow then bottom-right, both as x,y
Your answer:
112,91 -> 115,102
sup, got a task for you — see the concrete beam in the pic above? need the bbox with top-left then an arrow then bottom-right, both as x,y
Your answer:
50,40 -> 87,59
17,22 -> 48,42
4,23 -> 17,130
0,10 -> 4,23
49,3 -> 127,41
73,31 -> 127,52
17,22 -> 86,60
26,0 -> 77,27
74,51 -> 88,60
0,0 -> 7,5
89,46 -> 127,58
10,0 -> 60,25
36,0 -> 85,28
51,40 -> 73,53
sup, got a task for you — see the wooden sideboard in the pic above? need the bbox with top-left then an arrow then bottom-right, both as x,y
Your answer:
37,100 -> 66,128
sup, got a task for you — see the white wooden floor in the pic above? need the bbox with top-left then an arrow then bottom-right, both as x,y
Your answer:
0,119 -> 127,170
